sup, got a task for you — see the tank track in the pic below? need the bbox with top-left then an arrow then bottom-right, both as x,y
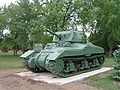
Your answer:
48,54 -> 104,77
23,59 -> 46,73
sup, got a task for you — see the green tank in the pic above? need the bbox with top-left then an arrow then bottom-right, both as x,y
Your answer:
20,30 -> 105,77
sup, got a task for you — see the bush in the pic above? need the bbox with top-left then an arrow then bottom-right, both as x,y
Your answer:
113,45 -> 120,80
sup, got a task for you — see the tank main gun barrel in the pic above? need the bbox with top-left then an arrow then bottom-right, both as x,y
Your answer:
46,29 -> 61,38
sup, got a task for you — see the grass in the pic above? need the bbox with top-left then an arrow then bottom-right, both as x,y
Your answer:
86,58 -> 120,90
87,71 -> 120,90
103,58 -> 115,67
0,55 -> 23,69
0,50 -> 23,69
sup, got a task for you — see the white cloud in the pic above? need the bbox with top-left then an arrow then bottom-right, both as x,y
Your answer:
0,0 -> 16,6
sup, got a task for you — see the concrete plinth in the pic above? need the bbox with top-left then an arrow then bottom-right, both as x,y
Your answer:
15,67 -> 112,85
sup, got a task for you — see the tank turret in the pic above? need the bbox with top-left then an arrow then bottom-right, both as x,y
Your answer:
52,30 -> 87,43
46,30 -> 87,43
21,30 -> 105,77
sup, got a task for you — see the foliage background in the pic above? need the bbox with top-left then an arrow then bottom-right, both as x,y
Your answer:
0,0 -> 120,56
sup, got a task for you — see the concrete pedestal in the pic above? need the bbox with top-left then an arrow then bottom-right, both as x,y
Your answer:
15,67 -> 112,85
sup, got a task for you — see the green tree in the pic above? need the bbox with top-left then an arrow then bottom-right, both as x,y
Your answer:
0,34 -> 13,53
3,0 -> 35,55
0,7 -> 6,37
87,0 -> 120,57
0,7 -> 7,48
3,0 -> 120,57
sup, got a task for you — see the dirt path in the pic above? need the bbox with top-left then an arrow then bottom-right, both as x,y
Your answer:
0,69 -> 99,90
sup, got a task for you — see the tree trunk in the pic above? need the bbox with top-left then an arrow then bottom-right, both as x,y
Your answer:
109,47 -> 113,57
15,49 -> 17,56
13,50 -> 15,56
13,49 -> 17,56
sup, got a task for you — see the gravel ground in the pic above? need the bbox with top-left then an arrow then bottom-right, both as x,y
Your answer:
0,69 -> 99,90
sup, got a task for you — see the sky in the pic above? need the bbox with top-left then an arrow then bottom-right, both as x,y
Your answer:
0,0 -> 16,6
